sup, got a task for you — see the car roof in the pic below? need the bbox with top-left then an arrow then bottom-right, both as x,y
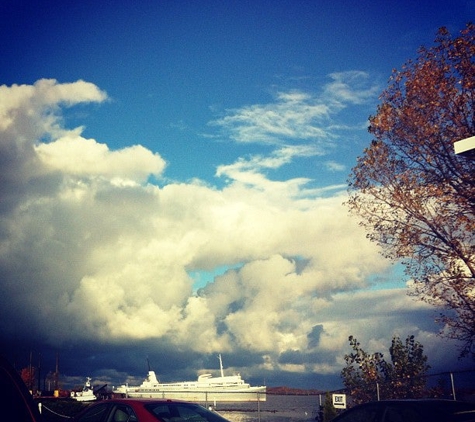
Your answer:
99,398 -> 204,405
372,399 -> 472,403
360,399 -> 475,406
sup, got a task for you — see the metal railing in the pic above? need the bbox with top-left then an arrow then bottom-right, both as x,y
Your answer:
336,368 -> 475,403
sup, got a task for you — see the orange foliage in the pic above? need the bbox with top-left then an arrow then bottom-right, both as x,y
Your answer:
347,23 -> 475,358
20,367 -> 36,390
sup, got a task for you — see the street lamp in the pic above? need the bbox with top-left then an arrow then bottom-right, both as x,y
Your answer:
454,135 -> 475,158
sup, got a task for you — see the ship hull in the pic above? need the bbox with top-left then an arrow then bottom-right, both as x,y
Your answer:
114,355 -> 266,402
116,387 -> 266,402
71,394 -> 97,402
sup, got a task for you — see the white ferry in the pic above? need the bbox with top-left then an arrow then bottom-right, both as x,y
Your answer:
113,355 -> 266,402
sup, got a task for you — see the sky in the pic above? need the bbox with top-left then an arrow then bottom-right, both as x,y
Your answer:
0,0 -> 474,392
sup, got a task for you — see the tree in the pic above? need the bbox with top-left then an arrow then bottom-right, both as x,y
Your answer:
20,366 -> 36,391
322,391 -> 338,422
384,335 -> 430,398
341,335 -> 430,404
347,23 -> 475,358
341,336 -> 385,404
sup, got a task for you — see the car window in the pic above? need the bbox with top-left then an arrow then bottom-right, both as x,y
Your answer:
108,404 -> 138,422
150,404 -> 173,420
174,404 -> 210,421
333,403 -> 380,422
147,402 -> 229,422
76,403 -> 110,422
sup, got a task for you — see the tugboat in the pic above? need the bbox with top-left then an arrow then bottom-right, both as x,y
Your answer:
70,377 -> 97,402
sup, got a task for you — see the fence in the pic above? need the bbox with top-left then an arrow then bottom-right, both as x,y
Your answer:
336,368 -> 475,404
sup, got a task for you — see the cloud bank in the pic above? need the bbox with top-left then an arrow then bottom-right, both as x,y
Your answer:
0,78 -> 457,389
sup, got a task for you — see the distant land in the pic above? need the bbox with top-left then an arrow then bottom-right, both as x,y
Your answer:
267,386 -> 323,395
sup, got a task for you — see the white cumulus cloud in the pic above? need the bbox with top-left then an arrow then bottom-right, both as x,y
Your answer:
0,79 -> 456,387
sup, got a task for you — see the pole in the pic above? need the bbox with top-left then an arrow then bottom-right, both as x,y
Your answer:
218,354 -> 224,378
29,350 -> 33,392
450,373 -> 456,401
37,353 -> 41,393
55,352 -> 59,391
257,392 -> 261,422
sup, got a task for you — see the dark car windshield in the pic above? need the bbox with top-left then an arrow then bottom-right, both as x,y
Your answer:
0,356 -> 42,422
145,402 -> 229,422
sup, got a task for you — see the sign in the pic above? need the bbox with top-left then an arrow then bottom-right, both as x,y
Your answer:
332,393 -> 347,409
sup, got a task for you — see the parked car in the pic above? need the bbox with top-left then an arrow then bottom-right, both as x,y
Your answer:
72,398 -> 231,422
0,354 -> 43,421
454,410 -> 475,422
330,399 -> 475,422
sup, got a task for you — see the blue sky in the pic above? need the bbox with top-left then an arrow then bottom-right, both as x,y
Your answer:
0,0 -> 474,391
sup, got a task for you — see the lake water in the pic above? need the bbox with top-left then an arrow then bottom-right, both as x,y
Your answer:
213,394 -> 322,422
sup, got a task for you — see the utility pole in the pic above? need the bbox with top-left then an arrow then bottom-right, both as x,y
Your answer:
54,352 -> 59,392
29,350 -> 33,392
37,353 -> 41,393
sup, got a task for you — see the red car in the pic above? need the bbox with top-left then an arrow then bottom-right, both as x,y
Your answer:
72,398 -> 231,422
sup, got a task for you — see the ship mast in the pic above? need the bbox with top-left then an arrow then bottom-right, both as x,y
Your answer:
218,354 -> 224,377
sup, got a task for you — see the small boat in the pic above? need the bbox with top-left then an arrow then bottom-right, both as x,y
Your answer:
70,377 -> 97,402
113,354 -> 266,402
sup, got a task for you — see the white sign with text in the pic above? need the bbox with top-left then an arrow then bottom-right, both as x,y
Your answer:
332,393 -> 347,409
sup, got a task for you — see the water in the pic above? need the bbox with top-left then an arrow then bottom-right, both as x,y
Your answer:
213,394 -> 321,422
